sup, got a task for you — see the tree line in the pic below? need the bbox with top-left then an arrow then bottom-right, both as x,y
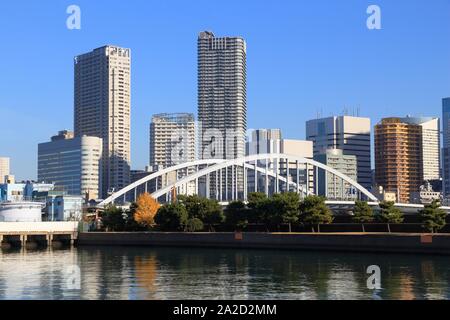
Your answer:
99,192 -> 447,233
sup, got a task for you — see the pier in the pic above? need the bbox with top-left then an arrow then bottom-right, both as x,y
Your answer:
0,222 -> 79,249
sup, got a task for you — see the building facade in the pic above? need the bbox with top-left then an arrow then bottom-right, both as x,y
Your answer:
0,157 -> 10,183
0,181 -> 54,202
374,118 -> 423,203
38,130 -> 102,199
198,31 -> 247,160
443,98 -> 450,196
399,116 -> 440,181
306,116 -> 371,189
246,131 -> 314,195
149,113 -> 196,168
74,45 -> 131,197
314,149 -> 358,200
246,129 -> 282,156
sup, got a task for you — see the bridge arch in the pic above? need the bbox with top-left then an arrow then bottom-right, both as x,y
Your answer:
99,153 -> 378,206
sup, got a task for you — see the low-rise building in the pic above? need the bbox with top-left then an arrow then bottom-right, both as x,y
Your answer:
314,149 -> 358,200
410,181 -> 441,205
0,181 -> 54,202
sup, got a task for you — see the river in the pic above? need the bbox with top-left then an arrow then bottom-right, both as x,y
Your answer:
0,246 -> 449,300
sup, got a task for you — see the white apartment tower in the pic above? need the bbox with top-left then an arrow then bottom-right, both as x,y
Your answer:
400,116 -> 440,182
149,113 -> 196,168
74,45 -> 131,197
198,31 -> 247,160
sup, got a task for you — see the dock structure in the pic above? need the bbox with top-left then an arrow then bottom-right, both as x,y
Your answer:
0,222 -> 79,248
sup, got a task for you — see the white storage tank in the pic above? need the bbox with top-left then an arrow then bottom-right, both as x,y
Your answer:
0,202 -> 43,222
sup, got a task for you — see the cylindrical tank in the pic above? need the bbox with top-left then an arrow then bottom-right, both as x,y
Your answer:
0,202 -> 43,222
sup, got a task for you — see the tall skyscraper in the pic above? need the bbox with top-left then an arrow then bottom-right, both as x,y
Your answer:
149,113 -> 196,168
38,130 -> 102,199
0,157 -> 10,183
306,116 -> 371,189
443,98 -> 450,196
74,45 -> 131,197
374,118 -> 423,203
198,31 -> 247,160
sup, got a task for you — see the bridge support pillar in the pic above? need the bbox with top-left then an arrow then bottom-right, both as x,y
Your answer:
46,233 -> 53,246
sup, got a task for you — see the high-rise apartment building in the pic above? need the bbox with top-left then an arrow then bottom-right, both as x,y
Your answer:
374,118 -> 423,203
306,116 -> 371,189
442,98 -> 450,196
149,113 -> 196,168
198,31 -> 247,160
399,116 -> 440,181
0,157 -> 10,183
38,130 -> 102,199
74,45 -> 131,197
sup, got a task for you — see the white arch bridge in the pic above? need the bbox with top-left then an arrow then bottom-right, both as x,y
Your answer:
99,154 -> 378,207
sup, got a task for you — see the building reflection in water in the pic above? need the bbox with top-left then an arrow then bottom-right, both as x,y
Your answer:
1,246 -> 450,300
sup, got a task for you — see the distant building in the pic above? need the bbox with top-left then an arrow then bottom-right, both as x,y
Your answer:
38,130 -> 102,200
399,116 -> 440,181
246,131 -> 314,194
306,116 -> 371,189
375,117 -> 439,203
198,31 -> 247,160
372,185 -> 397,203
0,157 -> 10,183
442,98 -> 450,196
410,181 -> 441,205
52,195 -> 83,221
74,45 -> 131,197
314,149 -> 358,200
149,113 -> 196,168
0,181 -> 54,202
246,129 -> 282,155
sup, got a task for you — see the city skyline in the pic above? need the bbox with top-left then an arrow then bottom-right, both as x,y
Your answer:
1,0 -> 450,180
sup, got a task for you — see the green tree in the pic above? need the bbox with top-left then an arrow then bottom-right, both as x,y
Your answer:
185,218 -> 204,232
225,201 -> 249,231
299,196 -> 333,232
352,200 -> 374,232
178,195 -> 224,231
154,203 -> 188,231
419,200 -> 447,233
272,192 -> 300,232
377,201 -> 404,233
101,205 -> 127,231
247,192 -> 268,225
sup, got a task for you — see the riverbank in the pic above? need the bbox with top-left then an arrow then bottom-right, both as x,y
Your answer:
77,232 -> 450,255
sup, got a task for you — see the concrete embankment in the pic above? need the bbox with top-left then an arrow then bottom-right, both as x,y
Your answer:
77,232 -> 450,255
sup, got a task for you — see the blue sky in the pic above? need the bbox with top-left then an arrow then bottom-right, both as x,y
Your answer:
0,0 -> 449,180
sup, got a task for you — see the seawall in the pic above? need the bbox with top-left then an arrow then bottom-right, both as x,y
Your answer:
77,232 -> 450,255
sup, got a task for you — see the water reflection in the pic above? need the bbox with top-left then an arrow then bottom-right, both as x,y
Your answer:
0,246 -> 449,300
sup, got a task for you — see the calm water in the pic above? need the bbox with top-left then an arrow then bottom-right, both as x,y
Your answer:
0,246 -> 449,300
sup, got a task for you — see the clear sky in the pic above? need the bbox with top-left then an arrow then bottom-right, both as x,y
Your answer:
0,0 -> 449,180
